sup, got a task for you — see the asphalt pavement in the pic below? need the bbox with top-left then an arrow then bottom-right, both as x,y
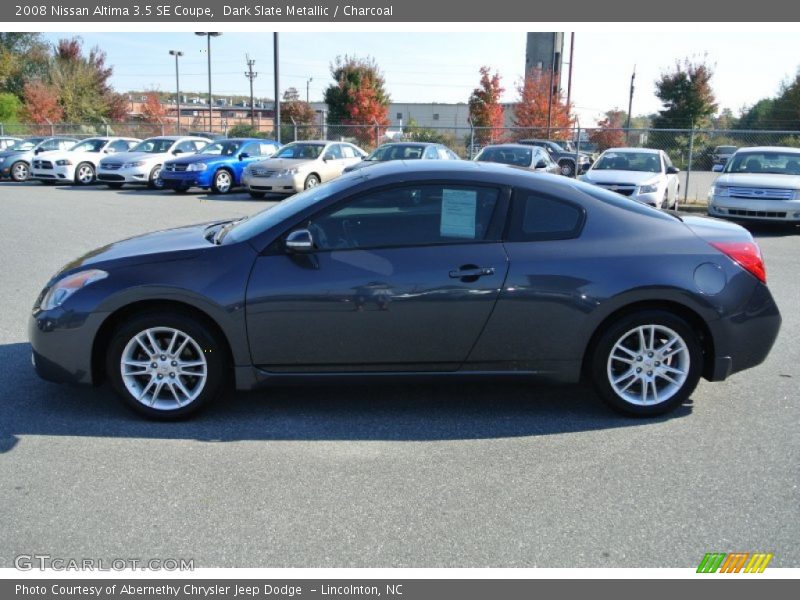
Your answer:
0,182 -> 797,568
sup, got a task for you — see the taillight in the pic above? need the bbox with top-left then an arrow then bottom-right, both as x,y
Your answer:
710,241 -> 767,283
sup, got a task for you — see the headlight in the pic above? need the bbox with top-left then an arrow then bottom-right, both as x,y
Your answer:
638,182 -> 659,194
40,269 -> 108,311
123,160 -> 146,168
187,162 -> 208,172
277,168 -> 300,176
710,185 -> 729,197
55,159 -> 73,166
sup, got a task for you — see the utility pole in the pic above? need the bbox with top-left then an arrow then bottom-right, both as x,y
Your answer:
566,32 -> 575,110
306,77 -> 313,103
626,65 -> 636,144
274,33 -> 280,143
245,54 -> 258,127
546,31 -> 557,139
195,32 -> 221,132
168,50 -> 183,134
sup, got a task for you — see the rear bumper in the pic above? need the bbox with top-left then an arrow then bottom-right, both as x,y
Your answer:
705,282 -> 781,381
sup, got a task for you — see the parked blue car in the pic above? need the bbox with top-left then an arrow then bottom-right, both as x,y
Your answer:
161,138 -> 280,194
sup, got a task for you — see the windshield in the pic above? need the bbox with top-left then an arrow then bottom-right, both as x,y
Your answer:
274,143 -> 324,160
70,138 -> 107,153
593,151 -> 662,173
724,151 -> 800,175
224,176 -> 356,243
201,140 -> 244,156
7,138 -> 44,151
130,138 -> 177,154
475,146 -> 532,167
367,144 -> 426,161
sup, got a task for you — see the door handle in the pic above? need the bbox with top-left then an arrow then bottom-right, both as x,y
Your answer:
449,266 -> 495,279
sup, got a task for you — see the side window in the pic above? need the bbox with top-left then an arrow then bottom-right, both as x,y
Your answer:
663,153 -> 673,170
307,185 -> 501,251
326,144 -> 343,159
174,140 -> 196,153
508,190 -> 585,242
41,139 -> 60,151
259,143 -> 278,157
241,142 -> 261,156
59,140 -> 75,150
341,145 -> 356,159
193,140 -> 208,152
424,146 -> 439,159
108,140 -> 130,153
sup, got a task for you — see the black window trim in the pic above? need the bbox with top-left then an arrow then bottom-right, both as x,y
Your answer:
268,180 -> 512,255
505,187 -> 587,242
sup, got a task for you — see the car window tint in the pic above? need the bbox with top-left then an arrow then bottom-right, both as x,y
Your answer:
327,144 -> 343,159
424,146 -> 439,159
341,145 -> 357,158
509,190 -> 585,241
309,185 -> 500,250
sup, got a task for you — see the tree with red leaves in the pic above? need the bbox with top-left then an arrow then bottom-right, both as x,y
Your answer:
512,68 -> 573,139
141,91 -> 166,123
22,80 -> 63,123
590,109 -> 627,151
468,66 -> 505,144
323,55 -> 390,148
281,92 -> 318,140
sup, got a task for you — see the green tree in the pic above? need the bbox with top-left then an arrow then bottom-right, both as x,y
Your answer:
653,58 -> 718,129
281,90 -> 318,140
0,91 -> 21,123
0,33 -> 49,98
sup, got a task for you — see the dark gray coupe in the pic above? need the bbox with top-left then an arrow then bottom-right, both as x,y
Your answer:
29,161 -> 781,419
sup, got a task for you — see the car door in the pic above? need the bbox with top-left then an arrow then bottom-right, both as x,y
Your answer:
319,143 -> 345,180
245,182 -> 510,370
340,143 -> 363,169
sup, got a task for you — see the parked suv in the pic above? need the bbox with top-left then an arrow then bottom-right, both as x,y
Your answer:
708,146 -> 800,222
0,137 -> 79,182
517,138 -> 592,177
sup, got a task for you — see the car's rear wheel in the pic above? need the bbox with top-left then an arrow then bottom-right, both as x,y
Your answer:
304,173 -> 320,189
106,312 -> 226,420
106,183 -> 124,189
74,162 -> 96,185
211,169 -> 233,194
249,190 -> 266,199
590,310 -> 702,416
147,165 -> 164,189
10,161 -> 29,182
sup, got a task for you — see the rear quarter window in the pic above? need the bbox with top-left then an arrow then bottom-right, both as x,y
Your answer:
508,190 -> 585,242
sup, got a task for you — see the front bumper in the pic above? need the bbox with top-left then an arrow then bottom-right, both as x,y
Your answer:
32,164 -> 75,182
161,170 -> 214,189
97,166 -> 151,184
28,308 -> 108,386
708,196 -> 800,222
242,172 -> 303,194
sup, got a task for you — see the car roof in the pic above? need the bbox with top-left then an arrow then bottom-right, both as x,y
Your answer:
380,141 -> 438,147
602,147 -> 661,154
733,146 -> 800,154
481,143 -> 536,150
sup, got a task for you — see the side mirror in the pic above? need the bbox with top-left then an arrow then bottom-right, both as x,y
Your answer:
579,163 -> 591,174
285,229 -> 314,253
173,149 -> 183,155
34,147 -> 43,154
666,166 -> 680,174
535,160 -> 548,169
238,152 -> 250,160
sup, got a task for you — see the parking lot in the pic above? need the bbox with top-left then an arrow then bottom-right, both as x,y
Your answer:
0,182 -> 798,568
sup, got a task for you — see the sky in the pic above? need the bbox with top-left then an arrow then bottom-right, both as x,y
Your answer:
42,31 -> 800,125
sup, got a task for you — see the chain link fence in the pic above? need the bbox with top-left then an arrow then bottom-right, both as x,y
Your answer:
4,120 -> 799,200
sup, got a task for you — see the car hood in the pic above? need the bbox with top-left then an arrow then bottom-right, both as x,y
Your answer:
99,151 -> 165,164
714,173 -> 800,188
584,170 -> 661,185
252,158 -> 315,170
0,149 -> 31,160
59,222 -> 224,273
35,149 -> 97,162
168,153 -> 230,166
344,160 -> 378,172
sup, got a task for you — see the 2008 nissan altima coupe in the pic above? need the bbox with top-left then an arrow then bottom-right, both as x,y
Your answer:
29,161 -> 781,419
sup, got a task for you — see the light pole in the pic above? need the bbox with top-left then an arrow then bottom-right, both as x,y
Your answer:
168,50 -> 183,134
274,33 -> 280,143
195,32 -> 221,132
306,77 -> 313,103
626,65 -> 636,145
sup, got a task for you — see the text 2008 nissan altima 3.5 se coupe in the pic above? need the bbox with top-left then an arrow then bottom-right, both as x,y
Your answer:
29,161 -> 781,419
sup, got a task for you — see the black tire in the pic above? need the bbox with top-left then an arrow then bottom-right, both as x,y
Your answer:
10,160 -> 30,182
39,180 -> 57,185
590,309 -> 703,417
304,173 -> 320,190
558,160 -> 575,177
211,169 -> 234,194
172,187 -> 189,194
147,164 -> 164,189
105,311 -> 227,420
249,190 -> 266,199
106,183 -> 124,189
74,162 -> 96,185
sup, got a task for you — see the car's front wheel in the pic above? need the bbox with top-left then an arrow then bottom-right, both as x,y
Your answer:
74,162 -> 96,185
106,312 -> 226,419
147,165 -> 164,189
304,173 -> 320,189
211,169 -> 233,194
590,310 -> 702,416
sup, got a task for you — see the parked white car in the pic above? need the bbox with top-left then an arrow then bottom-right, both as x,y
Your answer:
242,140 -> 366,198
708,146 -> 800,222
580,148 -> 680,209
31,137 -> 140,185
97,136 -> 209,189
